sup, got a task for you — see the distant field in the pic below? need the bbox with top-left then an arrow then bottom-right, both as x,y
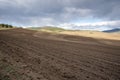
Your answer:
60,31 -> 120,40
0,28 -> 12,30
28,27 -> 120,40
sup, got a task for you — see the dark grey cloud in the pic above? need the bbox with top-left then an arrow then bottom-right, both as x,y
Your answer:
0,0 -> 120,30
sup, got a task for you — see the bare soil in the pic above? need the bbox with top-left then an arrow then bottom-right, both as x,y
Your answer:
0,28 -> 120,80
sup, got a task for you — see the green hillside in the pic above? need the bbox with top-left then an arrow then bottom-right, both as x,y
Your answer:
28,26 -> 65,32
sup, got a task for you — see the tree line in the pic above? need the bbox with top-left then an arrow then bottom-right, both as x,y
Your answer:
0,24 -> 13,28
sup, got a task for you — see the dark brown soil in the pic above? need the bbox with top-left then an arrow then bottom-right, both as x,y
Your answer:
0,28 -> 120,80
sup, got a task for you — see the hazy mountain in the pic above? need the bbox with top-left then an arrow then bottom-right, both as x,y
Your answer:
103,28 -> 120,33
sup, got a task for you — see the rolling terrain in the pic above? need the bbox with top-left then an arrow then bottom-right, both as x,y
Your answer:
0,28 -> 120,80
28,27 -> 120,40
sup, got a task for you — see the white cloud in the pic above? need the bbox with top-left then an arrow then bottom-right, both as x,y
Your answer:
75,20 -> 120,26
59,20 -> 120,31
28,17 -> 58,27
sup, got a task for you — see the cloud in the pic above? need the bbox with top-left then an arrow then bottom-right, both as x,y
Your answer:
28,17 -> 59,27
0,0 -> 120,30
61,7 -> 92,20
59,20 -> 120,31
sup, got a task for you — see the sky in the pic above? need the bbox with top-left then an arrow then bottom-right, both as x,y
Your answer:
0,0 -> 120,31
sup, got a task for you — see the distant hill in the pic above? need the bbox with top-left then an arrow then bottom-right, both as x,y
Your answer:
28,26 -> 65,32
103,28 -> 120,33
